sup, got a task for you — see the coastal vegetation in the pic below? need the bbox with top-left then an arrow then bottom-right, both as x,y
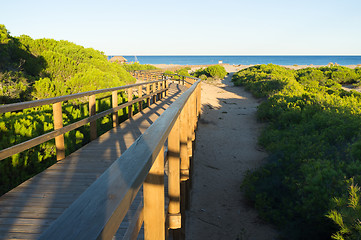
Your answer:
193,64 -> 227,80
0,25 -> 136,195
233,64 -> 361,239
163,67 -> 191,80
121,62 -> 158,71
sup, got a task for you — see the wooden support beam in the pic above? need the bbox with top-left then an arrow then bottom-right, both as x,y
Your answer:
197,82 -> 202,116
144,146 -> 165,240
168,118 -> 181,230
164,80 -> 168,97
138,85 -> 143,112
158,81 -> 162,100
152,83 -> 157,104
89,94 -> 97,141
192,93 -> 196,141
146,84 -> 150,107
128,88 -> 133,118
180,106 -> 189,181
53,102 -> 65,160
187,100 -> 192,158
112,91 -> 118,128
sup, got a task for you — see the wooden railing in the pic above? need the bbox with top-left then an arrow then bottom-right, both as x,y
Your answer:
0,78 -> 169,161
37,76 -> 201,239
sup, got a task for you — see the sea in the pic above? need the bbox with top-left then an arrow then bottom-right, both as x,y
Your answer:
108,55 -> 361,66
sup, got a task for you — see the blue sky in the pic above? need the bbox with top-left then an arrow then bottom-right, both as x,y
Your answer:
1,0 -> 361,55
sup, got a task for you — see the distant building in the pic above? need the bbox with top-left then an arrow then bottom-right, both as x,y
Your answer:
109,56 -> 127,63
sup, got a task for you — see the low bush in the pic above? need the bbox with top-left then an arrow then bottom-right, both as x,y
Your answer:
193,65 -> 227,80
121,62 -> 158,71
234,64 -> 361,239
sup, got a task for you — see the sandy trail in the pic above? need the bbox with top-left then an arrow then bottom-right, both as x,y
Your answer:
186,73 -> 278,240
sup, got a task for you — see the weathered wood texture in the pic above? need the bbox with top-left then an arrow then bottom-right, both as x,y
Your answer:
0,83 -> 188,240
143,146 -> 165,240
52,102 -> 65,160
0,80 -> 166,114
0,88 -> 168,161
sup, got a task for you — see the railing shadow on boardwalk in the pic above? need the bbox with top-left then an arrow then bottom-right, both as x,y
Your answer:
0,80 -> 197,239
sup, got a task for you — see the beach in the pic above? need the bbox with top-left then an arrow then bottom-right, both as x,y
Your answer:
151,63 -> 360,73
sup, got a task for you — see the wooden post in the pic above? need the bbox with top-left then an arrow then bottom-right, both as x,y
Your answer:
191,93 -> 196,141
164,80 -> 168,97
146,84 -> 151,107
128,88 -> 133,118
53,102 -> 65,160
152,82 -> 156,104
180,106 -> 189,181
187,99 -> 193,158
89,95 -> 97,141
158,81 -> 161,100
112,91 -> 118,128
197,83 -> 201,117
138,85 -> 143,112
180,103 -> 190,233
168,119 -> 181,230
144,146 -> 165,240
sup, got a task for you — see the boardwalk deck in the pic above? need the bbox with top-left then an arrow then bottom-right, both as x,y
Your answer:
0,83 -> 187,240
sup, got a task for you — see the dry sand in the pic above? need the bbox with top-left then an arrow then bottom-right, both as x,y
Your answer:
154,63 -> 358,239
185,73 -> 278,240
152,63 -> 360,73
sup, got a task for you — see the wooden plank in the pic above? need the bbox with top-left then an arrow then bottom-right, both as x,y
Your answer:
0,206 -> 65,214
187,100 -> 193,157
122,201 -> 144,240
180,105 -> 189,181
0,223 -> 48,233
144,146 -> 165,240
1,232 -> 40,240
167,118 -> 181,230
38,81 -> 200,240
0,81 -> 198,240
0,218 -> 53,226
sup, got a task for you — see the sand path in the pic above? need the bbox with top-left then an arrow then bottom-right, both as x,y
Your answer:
185,73 -> 278,240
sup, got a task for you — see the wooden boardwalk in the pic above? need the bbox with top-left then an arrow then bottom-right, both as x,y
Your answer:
0,83 -> 187,240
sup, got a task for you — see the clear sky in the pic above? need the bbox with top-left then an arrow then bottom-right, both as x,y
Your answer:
1,0 -> 361,55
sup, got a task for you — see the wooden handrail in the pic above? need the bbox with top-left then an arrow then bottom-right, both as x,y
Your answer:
38,78 -> 201,240
0,72 -> 197,161
0,88 -> 167,161
0,80 -> 164,114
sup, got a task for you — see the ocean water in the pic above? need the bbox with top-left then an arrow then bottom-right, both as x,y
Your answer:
108,55 -> 361,66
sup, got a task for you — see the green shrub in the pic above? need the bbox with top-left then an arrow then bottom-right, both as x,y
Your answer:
121,62 -> 157,71
237,64 -> 361,239
193,65 -> 227,80
176,68 -> 191,77
205,65 -> 227,79
199,74 -> 208,80
0,25 -> 137,195
0,24 -> 135,104
193,68 -> 207,78
327,180 -> 361,240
